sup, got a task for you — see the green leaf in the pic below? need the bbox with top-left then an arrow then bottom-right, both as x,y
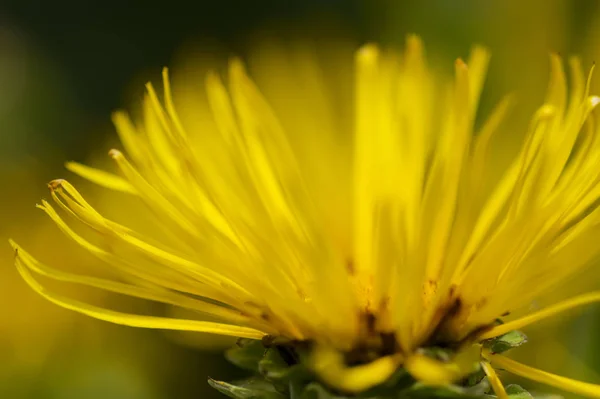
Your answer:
483,384 -> 555,398
219,341 -> 549,399
298,382 -> 349,399
208,377 -> 286,399
258,348 -> 289,378
404,378 -> 490,398
226,339 -> 267,372
422,347 -> 454,362
465,368 -> 486,387
258,347 -> 312,385
504,385 -> 533,399
356,368 -> 414,398
464,377 -> 492,397
483,330 -> 528,354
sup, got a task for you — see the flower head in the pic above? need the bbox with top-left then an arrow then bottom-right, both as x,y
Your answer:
11,36 -> 600,397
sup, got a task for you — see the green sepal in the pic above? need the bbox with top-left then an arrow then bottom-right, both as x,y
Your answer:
465,368 -> 486,387
504,385 -> 533,399
226,339 -> 267,372
258,345 -> 311,384
226,339 -> 312,386
504,384 -> 564,399
224,339 -> 313,396
355,368 -> 414,398
208,377 -> 286,399
403,377 -> 490,398
482,384 -> 560,399
483,330 -> 528,354
421,347 -> 454,362
213,338 -> 557,399
296,382 -> 349,399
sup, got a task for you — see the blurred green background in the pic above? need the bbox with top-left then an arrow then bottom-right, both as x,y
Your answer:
2,1 -> 600,398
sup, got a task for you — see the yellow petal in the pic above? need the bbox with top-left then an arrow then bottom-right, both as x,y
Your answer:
13,249 -> 266,340
65,161 -> 136,194
479,291 -> 600,340
481,361 -> 509,399
485,351 -> 600,398
404,345 -> 480,385
309,345 -> 402,393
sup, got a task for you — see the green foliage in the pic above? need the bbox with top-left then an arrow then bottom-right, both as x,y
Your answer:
482,384 -> 563,399
504,385 -> 534,399
210,336 -> 546,399
258,344 -> 311,385
403,378 -> 490,398
208,378 -> 286,399
296,383 -> 349,399
225,339 -> 268,372
482,331 -> 528,354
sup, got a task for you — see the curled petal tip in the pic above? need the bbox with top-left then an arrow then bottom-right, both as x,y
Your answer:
34,203 -> 47,212
549,51 -> 563,61
8,238 -> 18,252
108,149 -> 123,159
228,57 -> 246,78
205,70 -> 221,86
538,104 -> 556,118
48,179 -> 65,191
356,43 -> 379,62
406,34 -> 422,46
455,58 -> 468,70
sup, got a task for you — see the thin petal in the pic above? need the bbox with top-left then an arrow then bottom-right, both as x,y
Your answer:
479,291 -> 600,340
11,240 -> 257,327
13,250 -> 266,340
404,345 -> 480,385
309,345 -> 402,393
481,361 -> 508,399
485,352 -> 600,398
65,161 -> 136,194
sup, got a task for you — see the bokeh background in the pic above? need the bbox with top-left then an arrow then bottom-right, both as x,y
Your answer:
2,1 -> 600,398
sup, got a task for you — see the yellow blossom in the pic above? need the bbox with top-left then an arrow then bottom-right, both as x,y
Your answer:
11,36 -> 600,397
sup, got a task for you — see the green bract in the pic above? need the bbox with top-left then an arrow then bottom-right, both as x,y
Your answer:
208,333 -> 551,399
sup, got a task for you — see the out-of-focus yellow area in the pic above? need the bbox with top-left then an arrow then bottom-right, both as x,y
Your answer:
2,1 -> 600,398
0,21 -> 234,399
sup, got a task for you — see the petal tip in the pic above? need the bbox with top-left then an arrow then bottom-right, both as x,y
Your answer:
48,179 -> 65,191
108,149 -> 123,159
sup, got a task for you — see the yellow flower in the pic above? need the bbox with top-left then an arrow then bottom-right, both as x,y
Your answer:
11,35 -> 600,397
